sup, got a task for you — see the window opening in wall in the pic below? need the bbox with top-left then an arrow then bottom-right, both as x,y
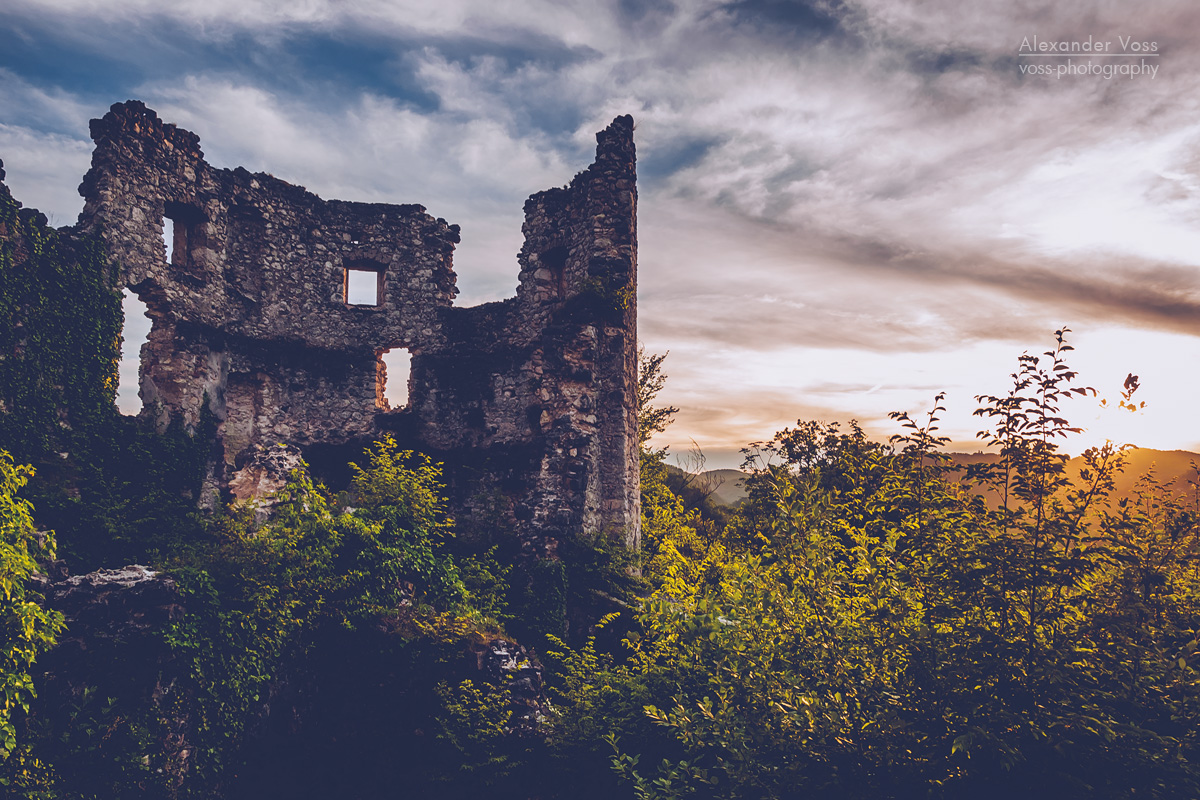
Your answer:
117,289 -> 152,415
345,265 -> 383,306
162,217 -> 175,264
163,201 -> 205,271
378,348 -> 411,409
542,245 -> 569,299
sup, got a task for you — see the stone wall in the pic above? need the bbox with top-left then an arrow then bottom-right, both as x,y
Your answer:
76,101 -> 639,553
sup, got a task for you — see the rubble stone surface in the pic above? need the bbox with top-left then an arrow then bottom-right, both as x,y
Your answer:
46,564 -> 183,643
77,101 -> 640,552
227,442 -> 306,518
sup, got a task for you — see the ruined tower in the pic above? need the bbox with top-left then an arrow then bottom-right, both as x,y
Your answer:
77,101 -> 639,554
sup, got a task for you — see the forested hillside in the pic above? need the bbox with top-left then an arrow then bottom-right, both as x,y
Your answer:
686,450 -> 1200,511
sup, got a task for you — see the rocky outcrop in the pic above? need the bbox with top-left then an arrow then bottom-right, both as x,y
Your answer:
34,562 -> 552,798
227,442 -> 305,516
46,564 -> 184,648
477,637 -> 549,736
36,565 -> 195,791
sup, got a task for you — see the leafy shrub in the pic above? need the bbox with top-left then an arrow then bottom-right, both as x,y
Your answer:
0,452 -> 64,793
551,333 -> 1200,799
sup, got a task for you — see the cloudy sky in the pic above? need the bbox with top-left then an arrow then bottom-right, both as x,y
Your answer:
3,0 -> 1199,468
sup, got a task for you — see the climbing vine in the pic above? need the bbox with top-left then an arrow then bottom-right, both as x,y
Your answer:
0,186 -> 122,460
0,183 -> 215,571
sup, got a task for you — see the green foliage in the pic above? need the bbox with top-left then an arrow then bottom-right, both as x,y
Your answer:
434,678 -> 514,778
638,348 -> 681,451
505,521 -> 642,649
518,557 -> 569,641
41,410 -> 216,570
542,615 -> 669,799
10,437 -> 512,799
0,193 -> 121,460
579,273 -> 635,316
31,684 -> 170,799
457,545 -> 514,628
637,349 -> 709,587
547,332 -> 1200,799
164,438 -> 473,789
0,453 -> 64,779
640,457 -> 708,588
345,436 -> 469,610
660,465 -> 730,538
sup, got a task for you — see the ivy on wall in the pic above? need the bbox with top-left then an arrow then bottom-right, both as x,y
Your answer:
0,174 -> 214,570
0,180 -> 122,458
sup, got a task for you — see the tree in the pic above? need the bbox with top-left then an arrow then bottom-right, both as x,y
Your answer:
638,347 -> 680,451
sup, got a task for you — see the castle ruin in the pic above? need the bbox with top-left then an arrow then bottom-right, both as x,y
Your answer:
77,101 -> 639,555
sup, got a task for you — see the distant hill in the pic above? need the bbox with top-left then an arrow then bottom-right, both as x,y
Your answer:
702,469 -> 751,506
949,447 -> 1198,509
662,465 -> 751,507
673,448 -> 1197,509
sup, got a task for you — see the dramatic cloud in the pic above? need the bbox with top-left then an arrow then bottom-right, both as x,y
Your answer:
3,0 -> 1199,464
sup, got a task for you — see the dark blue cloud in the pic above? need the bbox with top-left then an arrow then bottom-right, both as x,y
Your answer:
905,47 -> 984,75
636,136 -> 721,182
615,0 -> 679,36
618,0 -> 677,23
0,21 -> 142,131
248,31 -> 441,112
722,0 -> 848,41
0,12 -> 446,116
431,28 -> 599,72
0,9 -> 607,141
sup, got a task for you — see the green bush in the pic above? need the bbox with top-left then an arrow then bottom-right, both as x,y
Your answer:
0,452 -> 64,793
551,333 -> 1200,799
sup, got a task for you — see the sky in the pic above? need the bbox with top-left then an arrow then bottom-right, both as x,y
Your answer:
2,0 -> 1199,469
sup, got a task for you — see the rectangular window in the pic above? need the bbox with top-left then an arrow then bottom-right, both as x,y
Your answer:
377,348 -> 411,409
345,266 -> 383,306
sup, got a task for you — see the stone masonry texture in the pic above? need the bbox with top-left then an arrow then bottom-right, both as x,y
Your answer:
75,101 -> 640,555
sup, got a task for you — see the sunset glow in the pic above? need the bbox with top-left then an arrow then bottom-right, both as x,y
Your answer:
3,0 -> 1199,467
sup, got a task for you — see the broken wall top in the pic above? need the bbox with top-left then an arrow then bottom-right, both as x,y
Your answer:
79,101 -> 461,356
65,101 -> 640,551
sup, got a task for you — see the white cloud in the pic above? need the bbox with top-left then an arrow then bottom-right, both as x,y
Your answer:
1,0 -> 629,49
0,124 -> 91,224
0,68 -> 94,133
0,70 -> 96,221
5,0 -> 1200,462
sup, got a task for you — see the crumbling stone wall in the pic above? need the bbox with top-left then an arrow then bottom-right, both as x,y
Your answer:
76,101 -> 639,552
